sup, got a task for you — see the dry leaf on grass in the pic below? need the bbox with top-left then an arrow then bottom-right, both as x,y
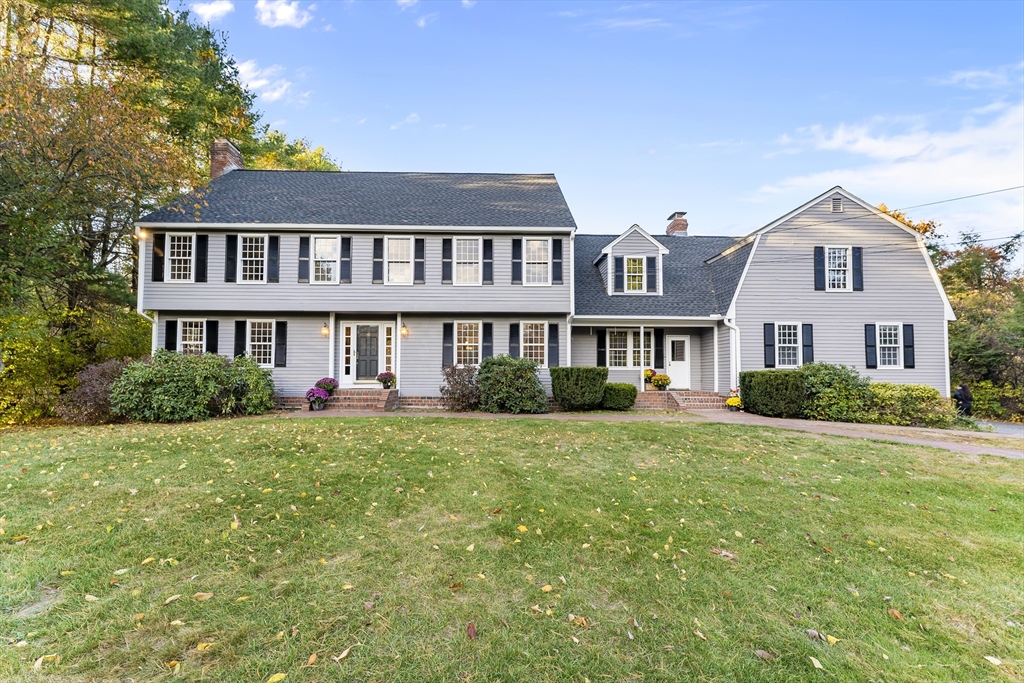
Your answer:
84,595 -> 99,603
826,634 -> 840,645
467,622 -> 477,640
985,656 -> 1002,666
888,608 -> 904,621
810,656 -> 824,669
710,547 -> 737,561
266,674 -> 286,683
332,646 -> 353,662
541,585 -> 553,593
754,649 -> 773,661
693,629 -> 707,641
193,592 -> 214,601
163,594 -> 182,605
307,653 -> 317,665
196,642 -> 214,651
805,629 -> 826,642
32,654 -> 60,669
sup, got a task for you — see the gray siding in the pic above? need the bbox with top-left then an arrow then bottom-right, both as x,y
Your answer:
700,328 -> 715,392
733,193 -> 949,395
597,255 -> 609,292
143,231 -> 570,315
611,231 -> 662,258
569,325 -> 708,390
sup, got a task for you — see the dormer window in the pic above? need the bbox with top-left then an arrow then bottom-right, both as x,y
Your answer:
625,257 -> 645,292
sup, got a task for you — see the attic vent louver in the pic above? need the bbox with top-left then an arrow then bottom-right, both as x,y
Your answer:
831,196 -> 843,213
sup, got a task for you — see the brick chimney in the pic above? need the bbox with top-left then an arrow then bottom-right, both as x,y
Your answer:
210,138 -> 243,180
666,211 -> 688,236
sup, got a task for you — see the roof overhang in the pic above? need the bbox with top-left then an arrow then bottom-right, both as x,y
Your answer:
571,315 -> 722,327
135,222 -> 576,234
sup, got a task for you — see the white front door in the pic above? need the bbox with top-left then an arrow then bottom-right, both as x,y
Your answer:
666,335 -> 691,389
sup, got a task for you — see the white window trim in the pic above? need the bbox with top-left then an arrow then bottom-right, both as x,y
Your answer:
605,328 -> 653,368
825,245 -> 852,292
453,236 -> 483,286
520,320 -> 548,367
312,234 -> 342,285
247,319 -> 275,368
166,232 -> 196,283
238,233 -> 268,285
876,322 -> 904,369
522,236 -> 552,287
622,254 -> 647,295
384,235 -> 414,286
178,318 -> 206,354
775,321 -> 802,368
455,319 -> 483,367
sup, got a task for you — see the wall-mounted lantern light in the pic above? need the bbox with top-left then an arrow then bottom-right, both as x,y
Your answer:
400,324 -> 409,338
321,323 -> 330,338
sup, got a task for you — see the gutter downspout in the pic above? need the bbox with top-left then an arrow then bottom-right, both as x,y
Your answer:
639,324 -> 645,392
723,317 -> 740,393
135,227 -> 154,324
568,231 -> 575,367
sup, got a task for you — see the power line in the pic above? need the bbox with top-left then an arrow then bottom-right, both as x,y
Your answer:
896,186 -> 1024,211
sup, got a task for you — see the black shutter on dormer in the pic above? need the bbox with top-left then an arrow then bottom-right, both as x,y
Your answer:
509,323 -> 520,358
511,238 -> 522,284
865,324 -> 877,369
852,247 -> 863,291
614,257 -> 624,292
152,233 -> 165,282
903,324 -> 915,368
646,256 -> 657,293
414,238 -> 425,284
372,238 -> 384,283
442,238 -> 452,284
814,247 -> 825,291
548,323 -> 559,366
654,329 -> 665,368
802,324 -> 814,363
482,239 -> 493,284
224,235 -> 237,282
195,235 -> 208,282
234,320 -> 246,358
482,323 -> 493,360
552,239 -> 563,284
763,323 -> 775,368
340,237 -> 351,283
596,328 -> 606,367
442,322 -> 454,367
298,236 -> 310,282
274,321 -> 287,367
206,320 -> 219,354
267,236 -> 280,283
164,319 -> 177,351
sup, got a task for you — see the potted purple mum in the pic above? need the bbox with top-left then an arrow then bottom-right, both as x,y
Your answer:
305,387 -> 329,411
376,371 -> 396,390
314,377 -> 339,395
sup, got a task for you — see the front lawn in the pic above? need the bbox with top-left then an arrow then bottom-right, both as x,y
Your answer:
1,417 -> 1021,681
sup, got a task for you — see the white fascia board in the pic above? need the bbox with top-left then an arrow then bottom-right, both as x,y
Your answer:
595,224 -> 669,264
134,221 -> 574,234
572,315 -> 721,326
724,233 -> 760,320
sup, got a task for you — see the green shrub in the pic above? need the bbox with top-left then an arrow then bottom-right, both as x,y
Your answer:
738,370 -> 805,418
601,383 -> 637,410
477,355 -> 547,414
439,365 -> 480,412
865,383 -> 971,429
549,366 -> 608,411
0,315 -> 81,425
964,380 -> 1024,421
801,362 -> 871,423
228,355 -> 275,415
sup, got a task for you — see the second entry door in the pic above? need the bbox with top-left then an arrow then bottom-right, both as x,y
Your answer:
665,335 -> 691,389
356,325 -> 379,380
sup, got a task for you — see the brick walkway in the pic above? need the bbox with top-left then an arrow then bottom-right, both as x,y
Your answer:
278,406 -> 1022,459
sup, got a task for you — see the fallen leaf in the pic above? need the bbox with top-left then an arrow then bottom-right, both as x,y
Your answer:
826,634 -> 840,646
466,544 -> 475,552
541,585 -> 553,593
569,614 -> 590,628
32,654 -> 60,669
236,595 -> 249,602
888,608 -> 904,621
449,582 -> 463,591
806,629 -> 826,642
307,652 -> 317,665
266,675 -> 287,683
467,622 -> 477,640
133,613 -> 145,621
140,557 -> 155,566
163,594 -> 182,605
193,592 -> 214,601
196,642 -> 214,651
985,656 -> 1002,666
170,620 -> 185,626
332,646 -> 353,662
810,656 -> 824,670
754,649 -> 774,661
342,584 -> 354,590
516,525 -> 528,532
693,629 -> 707,641
84,595 -> 99,602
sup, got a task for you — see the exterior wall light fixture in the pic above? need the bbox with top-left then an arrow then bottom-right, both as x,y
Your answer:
400,324 -> 409,338
321,323 -> 330,338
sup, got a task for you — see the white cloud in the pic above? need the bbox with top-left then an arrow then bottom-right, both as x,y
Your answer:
237,59 -> 293,102
357,117 -> 367,125
934,62 -> 1024,90
396,0 -> 417,8
415,13 -> 437,28
255,0 -> 313,28
461,0 -> 476,7
390,112 -> 421,130
191,0 -> 234,22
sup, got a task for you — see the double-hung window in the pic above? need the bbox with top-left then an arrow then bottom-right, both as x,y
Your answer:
625,257 -> 645,292
179,319 -> 205,354
608,330 -> 629,367
386,236 -> 413,285
455,238 -> 482,285
524,238 -> 550,285
826,246 -> 850,291
313,236 -> 339,283
456,322 -> 480,366
167,234 -> 195,282
607,329 -> 652,367
240,235 -> 267,283
878,324 -> 902,367
632,330 -> 652,367
521,322 -> 547,365
776,323 -> 801,368
248,320 -> 275,367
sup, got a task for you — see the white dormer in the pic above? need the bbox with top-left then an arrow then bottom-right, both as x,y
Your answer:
595,224 -> 667,296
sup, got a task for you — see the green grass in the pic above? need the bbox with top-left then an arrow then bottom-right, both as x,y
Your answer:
1,416 -> 1022,682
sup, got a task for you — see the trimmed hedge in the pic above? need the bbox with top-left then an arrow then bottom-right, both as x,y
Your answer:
865,383 -> 966,429
738,369 -> 805,418
550,366 -> 608,411
601,383 -> 637,411
477,355 -> 547,414
801,362 -> 870,422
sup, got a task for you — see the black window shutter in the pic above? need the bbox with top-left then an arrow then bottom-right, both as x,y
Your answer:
596,328 -> 606,367
865,324 -> 877,369
164,320 -> 177,351
152,233 -> 165,282
814,246 -> 825,291
548,323 -> 559,366
414,238 -> 425,284
802,324 -> 814,364
267,236 -> 280,283
340,237 -> 351,283
552,239 -> 563,284
195,235 -> 208,282
511,238 -> 522,284
763,323 -> 775,368
654,329 -> 665,368
614,257 -> 624,292
298,236 -> 310,282
372,238 -> 384,284
852,247 -> 863,291
224,235 -> 237,282
442,238 -> 452,284
482,323 -> 493,360
902,324 -> 915,368
482,239 -> 493,285
442,322 -> 454,367
234,320 -> 246,358
206,320 -> 219,354
646,256 -> 657,293
274,321 -> 287,367
509,323 -> 520,358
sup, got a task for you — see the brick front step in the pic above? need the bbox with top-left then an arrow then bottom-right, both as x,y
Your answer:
276,389 -> 397,411
635,390 -> 728,410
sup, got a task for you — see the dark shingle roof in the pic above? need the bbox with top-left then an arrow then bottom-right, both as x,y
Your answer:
139,171 -> 577,227
574,234 -> 746,317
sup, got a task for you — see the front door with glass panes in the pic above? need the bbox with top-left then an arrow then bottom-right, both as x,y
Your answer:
355,325 -> 379,380
665,336 -> 691,389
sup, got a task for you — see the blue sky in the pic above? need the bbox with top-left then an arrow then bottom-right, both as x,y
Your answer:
186,0 -> 1023,246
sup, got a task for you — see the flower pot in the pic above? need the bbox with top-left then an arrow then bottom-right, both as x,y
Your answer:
381,382 -> 393,390
310,402 -> 325,411
644,382 -> 654,391
657,385 -> 667,391
729,406 -> 740,412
